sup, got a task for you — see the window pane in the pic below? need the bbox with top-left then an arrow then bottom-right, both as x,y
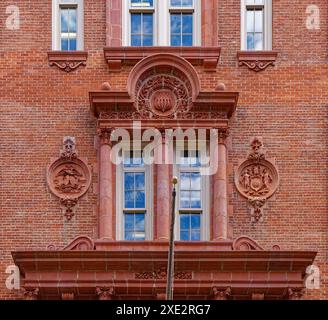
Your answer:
254,33 -> 263,50
61,9 -> 69,33
180,191 -> 190,208
125,214 -> 134,231
247,9 -> 254,32
182,14 -> 193,33
131,0 -> 153,7
180,231 -> 189,241
171,0 -> 193,7
61,38 -> 69,51
179,214 -> 201,241
69,8 -> 77,33
191,214 -> 200,228
191,230 -> 200,241
190,173 -> 201,190
171,35 -> 181,46
124,191 -> 135,208
124,173 -> 134,190
254,9 -> 263,32
135,214 -> 145,231
124,213 -> 145,241
143,14 -> 153,34
135,191 -> 145,208
69,38 -> 77,50
247,33 -> 254,50
171,14 -> 181,34
131,13 -> 142,34
181,172 -> 190,188
135,173 -> 145,190
143,35 -> 153,46
190,191 -> 201,208
180,215 -> 190,229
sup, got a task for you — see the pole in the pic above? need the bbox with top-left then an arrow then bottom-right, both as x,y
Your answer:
166,176 -> 178,300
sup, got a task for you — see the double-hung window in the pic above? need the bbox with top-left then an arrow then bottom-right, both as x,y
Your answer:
175,149 -> 209,241
52,0 -> 84,51
117,150 -> 153,241
122,0 -> 201,46
241,0 -> 272,50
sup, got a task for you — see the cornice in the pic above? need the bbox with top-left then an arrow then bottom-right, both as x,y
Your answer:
48,51 -> 88,72
104,46 -> 221,72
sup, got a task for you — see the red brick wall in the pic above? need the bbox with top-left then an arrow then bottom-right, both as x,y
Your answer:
0,0 -> 327,299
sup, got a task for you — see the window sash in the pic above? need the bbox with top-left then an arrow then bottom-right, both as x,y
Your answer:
52,0 -> 84,51
122,0 -> 201,46
241,0 -> 272,51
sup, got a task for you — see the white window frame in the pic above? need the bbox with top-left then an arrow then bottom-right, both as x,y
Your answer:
241,0 -> 272,50
122,0 -> 201,46
52,0 -> 84,51
173,145 -> 210,241
116,148 -> 153,241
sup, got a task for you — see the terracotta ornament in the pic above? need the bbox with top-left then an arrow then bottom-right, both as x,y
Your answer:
235,138 -> 279,222
47,137 -> 92,221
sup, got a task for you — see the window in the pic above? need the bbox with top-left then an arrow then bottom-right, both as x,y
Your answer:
174,149 -> 209,241
117,150 -> 153,241
122,0 -> 201,46
241,0 -> 272,50
52,0 -> 84,51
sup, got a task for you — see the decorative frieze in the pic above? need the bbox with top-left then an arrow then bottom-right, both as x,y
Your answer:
47,137 -> 92,221
235,138 -> 279,223
135,267 -> 192,280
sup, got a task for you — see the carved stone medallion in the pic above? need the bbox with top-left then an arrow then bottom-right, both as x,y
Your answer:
235,138 -> 279,223
47,137 -> 92,221
135,67 -> 193,119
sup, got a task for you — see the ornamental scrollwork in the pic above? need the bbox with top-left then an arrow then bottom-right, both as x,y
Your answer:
135,267 -> 192,280
47,137 -> 92,221
235,138 -> 279,223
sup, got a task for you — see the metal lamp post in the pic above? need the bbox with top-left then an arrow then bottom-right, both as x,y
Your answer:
166,176 -> 178,300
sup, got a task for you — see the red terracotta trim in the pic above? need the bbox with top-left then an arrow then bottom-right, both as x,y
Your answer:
237,51 -> 278,72
89,90 -> 238,120
104,47 -> 221,72
48,51 -> 88,73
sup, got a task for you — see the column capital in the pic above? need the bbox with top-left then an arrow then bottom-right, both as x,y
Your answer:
212,287 -> 231,300
97,127 -> 114,146
96,287 -> 114,300
217,128 -> 230,145
23,288 -> 39,300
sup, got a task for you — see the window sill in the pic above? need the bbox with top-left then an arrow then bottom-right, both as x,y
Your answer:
237,51 -> 278,72
104,46 -> 221,72
48,51 -> 88,73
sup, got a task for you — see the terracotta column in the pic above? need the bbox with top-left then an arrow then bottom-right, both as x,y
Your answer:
156,132 -> 170,241
106,0 -> 122,47
96,287 -> 114,300
212,129 -> 229,240
212,287 -> 231,300
98,128 -> 114,240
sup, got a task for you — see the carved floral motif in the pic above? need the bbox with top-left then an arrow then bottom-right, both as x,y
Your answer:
235,138 -> 279,223
135,267 -> 192,280
47,137 -> 92,221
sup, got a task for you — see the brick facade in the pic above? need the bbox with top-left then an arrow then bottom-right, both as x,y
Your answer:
0,0 -> 327,299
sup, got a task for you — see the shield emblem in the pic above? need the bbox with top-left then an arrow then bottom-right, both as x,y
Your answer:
250,176 -> 263,192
